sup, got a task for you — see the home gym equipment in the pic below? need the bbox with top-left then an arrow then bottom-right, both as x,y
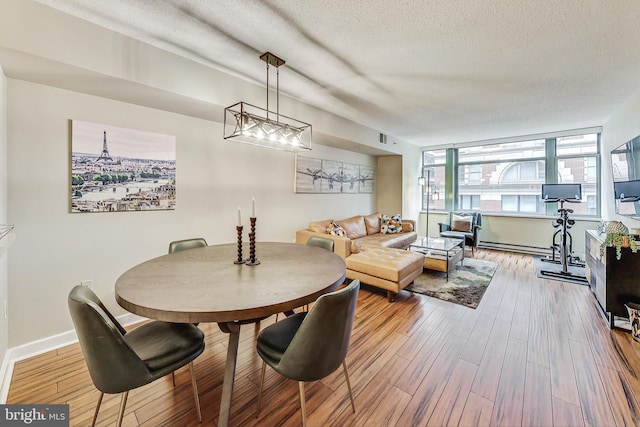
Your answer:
539,183 -> 588,283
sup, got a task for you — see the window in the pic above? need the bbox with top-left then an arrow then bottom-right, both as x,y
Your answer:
460,195 -> 480,210
424,131 -> 600,217
502,195 -> 543,213
457,139 -> 546,213
421,149 -> 446,211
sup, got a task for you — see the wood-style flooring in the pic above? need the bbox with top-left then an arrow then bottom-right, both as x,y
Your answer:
7,249 -> 640,426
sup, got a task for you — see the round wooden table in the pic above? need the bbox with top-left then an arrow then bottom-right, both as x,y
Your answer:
115,242 -> 346,427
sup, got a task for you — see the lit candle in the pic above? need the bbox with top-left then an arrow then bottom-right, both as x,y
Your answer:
252,196 -> 256,217
237,207 -> 241,226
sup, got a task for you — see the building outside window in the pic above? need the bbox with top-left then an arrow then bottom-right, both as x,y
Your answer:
421,149 -> 446,211
422,132 -> 600,217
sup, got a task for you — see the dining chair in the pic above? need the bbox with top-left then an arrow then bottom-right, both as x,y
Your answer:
306,235 -> 335,252
168,237 -> 208,329
168,237 -> 208,253
68,285 -> 205,427
256,279 -> 360,427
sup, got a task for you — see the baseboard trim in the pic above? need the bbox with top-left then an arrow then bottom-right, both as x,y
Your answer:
0,312 -> 146,403
479,241 -> 550,256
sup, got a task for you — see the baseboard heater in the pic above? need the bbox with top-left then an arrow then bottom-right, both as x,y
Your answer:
479,241 -> 549,256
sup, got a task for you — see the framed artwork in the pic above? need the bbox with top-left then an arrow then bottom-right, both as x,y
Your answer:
295,156 -> 323,193
340,163 -> 360,193
294,155 -> 376,194
359,165 -> 375,193
321,160 -> 342,193
71,120 -> 176,213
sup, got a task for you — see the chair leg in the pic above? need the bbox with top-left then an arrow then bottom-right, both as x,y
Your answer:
254,321 -> 261,338
256,361 -> 267,418
116,391 -> 128,427
91,392 -> 103,427
298,381 -> 307,427
188,362 -> 202,422
343,360 -> 356,413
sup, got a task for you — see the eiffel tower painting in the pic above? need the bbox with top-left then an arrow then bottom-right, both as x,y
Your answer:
96,131 -> 113,162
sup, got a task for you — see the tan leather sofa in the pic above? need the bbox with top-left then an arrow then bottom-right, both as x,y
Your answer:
296,213 -> 424,301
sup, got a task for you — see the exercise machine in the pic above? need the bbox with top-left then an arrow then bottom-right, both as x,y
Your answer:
539,184 -> 588,283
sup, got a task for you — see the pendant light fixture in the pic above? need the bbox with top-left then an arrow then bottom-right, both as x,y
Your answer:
223,52 -> 312,151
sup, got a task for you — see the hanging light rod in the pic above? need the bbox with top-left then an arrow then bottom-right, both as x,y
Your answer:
223,51 -> 312,151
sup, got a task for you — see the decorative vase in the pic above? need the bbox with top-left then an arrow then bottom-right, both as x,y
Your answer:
622,236 -> 631,248
626,302 -> 640,343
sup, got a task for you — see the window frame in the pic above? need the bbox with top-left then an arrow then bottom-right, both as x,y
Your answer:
421,132 -> 601,218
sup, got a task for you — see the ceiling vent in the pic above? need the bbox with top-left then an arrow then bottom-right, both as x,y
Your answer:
379,133 -> 387,144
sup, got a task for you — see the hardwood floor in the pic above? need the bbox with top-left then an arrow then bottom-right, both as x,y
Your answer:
7,249 -> 640,426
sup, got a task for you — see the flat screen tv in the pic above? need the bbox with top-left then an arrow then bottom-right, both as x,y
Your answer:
614,179 -> 640,201
541,183 -> 582,201
611,135 -> 640,218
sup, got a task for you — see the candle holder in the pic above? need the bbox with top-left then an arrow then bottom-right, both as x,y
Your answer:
246,217 -> 260,266
234,225 -> 245,264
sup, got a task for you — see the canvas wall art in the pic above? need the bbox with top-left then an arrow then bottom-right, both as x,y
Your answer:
71,120 -> 176,213
295,156 -> 376,194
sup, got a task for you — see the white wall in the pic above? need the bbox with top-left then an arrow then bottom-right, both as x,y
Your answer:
0,67 -> 9,360
602,85 -> 640,227
6,79 -> 380,347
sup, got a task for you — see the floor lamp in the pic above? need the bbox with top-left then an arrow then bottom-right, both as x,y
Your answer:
418,169 -> 431,238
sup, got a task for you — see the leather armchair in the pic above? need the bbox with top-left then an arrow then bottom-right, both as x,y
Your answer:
439,211 -> 482,255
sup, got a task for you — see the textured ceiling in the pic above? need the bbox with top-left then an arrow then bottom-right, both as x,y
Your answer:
32,0 -> 640,146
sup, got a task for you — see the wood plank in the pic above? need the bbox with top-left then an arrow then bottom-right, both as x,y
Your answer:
489,337 -> 527,427
470,319 -> 511,401
522,361 -> 553,427
426,359 -> 477,427
570,339 -> 617,426
458,392 -> 494,427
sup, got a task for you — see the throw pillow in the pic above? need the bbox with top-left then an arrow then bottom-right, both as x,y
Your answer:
326,221 -> 346,237
452,214 -> 472,232
402,221 -> 414,232
381,214 -> 402,234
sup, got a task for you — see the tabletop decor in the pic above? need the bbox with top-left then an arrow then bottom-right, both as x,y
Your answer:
246,216 -> 260,265
234,207 -> 245,264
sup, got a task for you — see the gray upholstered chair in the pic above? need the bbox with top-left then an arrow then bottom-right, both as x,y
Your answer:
68,285 -> 205,427
301,236 -> 335,312
169,238 -> 208,328
168,237 -> 208,253
439,211 -> 482,255
306,235 -> 335,252
256,279 -> 360,427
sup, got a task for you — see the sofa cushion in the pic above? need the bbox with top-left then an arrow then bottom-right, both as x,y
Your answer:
309,219 -> 332,233
326,221 -> 346,237
364,213 -> 381,235
358,231 -> 417,250
346,246 -> 424,282
381,214 -> 402,234
339,215 -> 367,239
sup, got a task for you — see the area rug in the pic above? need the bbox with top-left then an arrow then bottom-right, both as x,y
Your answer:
533,255 -> 588,285
405,258 -> 498,309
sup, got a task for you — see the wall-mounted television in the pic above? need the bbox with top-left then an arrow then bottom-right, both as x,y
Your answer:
614,179 -> 640,201
611,135 -> 640,219
541,183 -> 582,202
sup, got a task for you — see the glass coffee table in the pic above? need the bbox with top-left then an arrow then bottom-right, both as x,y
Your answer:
409,236 -> 465,280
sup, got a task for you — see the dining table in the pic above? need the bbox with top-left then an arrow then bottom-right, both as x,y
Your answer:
115,241 -> 346,427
